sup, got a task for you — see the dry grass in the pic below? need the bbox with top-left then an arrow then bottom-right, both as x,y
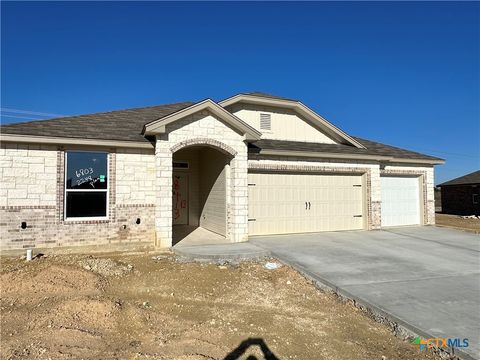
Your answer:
436,213 -> 480,233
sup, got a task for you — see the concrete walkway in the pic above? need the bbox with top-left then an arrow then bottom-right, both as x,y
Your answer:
251,227 -> 480,360
173,242 -> 270,261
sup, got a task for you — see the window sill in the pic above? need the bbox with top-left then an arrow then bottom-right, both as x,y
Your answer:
63,217 -> 110,224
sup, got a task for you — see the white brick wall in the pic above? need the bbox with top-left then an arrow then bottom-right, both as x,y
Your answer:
0,143 -> 57,207
116,149 -> 156,205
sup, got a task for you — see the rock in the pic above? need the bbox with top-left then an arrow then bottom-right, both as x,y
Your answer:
286,280 -> 291,285
264,262 -> 281,270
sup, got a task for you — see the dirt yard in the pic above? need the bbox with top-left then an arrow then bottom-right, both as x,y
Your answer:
1,252 -> 439,360
436,213 -> 480,233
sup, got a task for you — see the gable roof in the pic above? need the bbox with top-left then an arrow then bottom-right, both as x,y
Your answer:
219,93 -> 366,149
438,170 -> 480,186
142,99 -> 261,141
0,92 -> 444,164
248,138 -> 444,164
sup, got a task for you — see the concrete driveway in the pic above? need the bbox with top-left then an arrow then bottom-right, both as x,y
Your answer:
251,227 -> 480,359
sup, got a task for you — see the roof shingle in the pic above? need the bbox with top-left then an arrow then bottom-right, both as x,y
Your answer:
438,170 -> 480,186
0,97 -> 443,163
248,138 -> 443,162
0,102 -> 193,142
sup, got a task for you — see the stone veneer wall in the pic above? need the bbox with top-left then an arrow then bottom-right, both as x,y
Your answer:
0,143 -> 156,250
155,110 -> 249,247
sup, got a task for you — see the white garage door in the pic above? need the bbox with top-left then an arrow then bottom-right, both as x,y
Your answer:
381,176 -> 421,227
248,173 -> 365,236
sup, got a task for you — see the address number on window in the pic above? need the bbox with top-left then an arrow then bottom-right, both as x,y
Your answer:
75,168 -> 94,177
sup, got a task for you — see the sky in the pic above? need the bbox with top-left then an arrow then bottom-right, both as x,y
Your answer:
1,1 -> 479,184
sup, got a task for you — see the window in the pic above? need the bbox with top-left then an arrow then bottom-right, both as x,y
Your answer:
473,194 -> 479,204
260,113 -> 271,131
65,151 -> 108,220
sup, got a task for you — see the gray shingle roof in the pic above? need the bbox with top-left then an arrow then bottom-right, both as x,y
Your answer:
438,170 -> 480,186
0,98 -> 443,163
248,138 -> 443,162
0,102 -> 194,143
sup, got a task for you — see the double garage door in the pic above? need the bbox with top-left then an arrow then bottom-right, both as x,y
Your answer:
248,172 -> 365,236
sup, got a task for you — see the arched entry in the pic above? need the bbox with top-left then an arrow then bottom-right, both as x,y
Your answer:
170,140 -> 236,245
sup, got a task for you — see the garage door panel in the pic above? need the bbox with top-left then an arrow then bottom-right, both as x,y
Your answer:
249,172 -> 365,236
381,176 -> 421,227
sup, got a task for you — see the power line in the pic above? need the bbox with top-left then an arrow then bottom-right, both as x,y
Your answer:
0,114 -> 40,120
411,148 -> 479,159
1,107 -> 66,117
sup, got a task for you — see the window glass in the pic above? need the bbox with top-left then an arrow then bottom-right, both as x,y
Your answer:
66,192 -> 107,218
65,151 -> 108,219
66,152 -> 108,190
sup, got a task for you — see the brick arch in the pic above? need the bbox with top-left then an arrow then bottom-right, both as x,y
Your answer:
170,137 -> 238,157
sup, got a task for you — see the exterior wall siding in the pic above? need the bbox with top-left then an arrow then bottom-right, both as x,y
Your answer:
116,148 -> 156,205
229,104 -> 338,144
0,143 -> 156,250
1,143 -> 57,207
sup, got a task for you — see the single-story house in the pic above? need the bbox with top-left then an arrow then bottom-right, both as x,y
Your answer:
438,170 -> 480,215
0,92 -> 444,250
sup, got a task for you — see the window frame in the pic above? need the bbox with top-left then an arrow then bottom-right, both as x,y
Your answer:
473,193 -> 479,205
64,150 -> 109,221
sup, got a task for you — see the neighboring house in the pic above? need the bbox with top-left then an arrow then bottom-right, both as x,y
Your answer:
0,92 -> 444,250
438,170 -> 480,215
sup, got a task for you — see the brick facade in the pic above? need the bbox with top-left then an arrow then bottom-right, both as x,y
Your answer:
0,143 -> 155,250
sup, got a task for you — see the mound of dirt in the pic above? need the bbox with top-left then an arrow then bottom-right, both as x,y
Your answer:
0,264 -> 100,297
0,253 -> 440,360
78,256 -> 133,277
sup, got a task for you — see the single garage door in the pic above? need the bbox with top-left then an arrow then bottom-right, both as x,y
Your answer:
381,176 -> 421,227
248,172 -> 365,236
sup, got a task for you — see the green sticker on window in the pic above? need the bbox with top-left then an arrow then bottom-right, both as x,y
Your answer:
100,175 -> 105,183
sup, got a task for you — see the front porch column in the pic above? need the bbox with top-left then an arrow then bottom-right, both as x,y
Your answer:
155,137 -> 173,247
230,148 -> 249,242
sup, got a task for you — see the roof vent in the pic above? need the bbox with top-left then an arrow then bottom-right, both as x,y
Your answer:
260,113 -> 271,131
